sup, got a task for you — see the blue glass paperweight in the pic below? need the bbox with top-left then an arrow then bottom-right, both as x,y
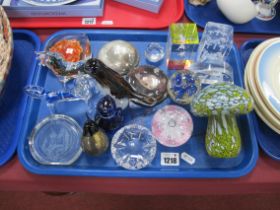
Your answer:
111,124 -> 157,170
95,95 -> 124,130
167,71 -> 201,105
29,114 -> 83,165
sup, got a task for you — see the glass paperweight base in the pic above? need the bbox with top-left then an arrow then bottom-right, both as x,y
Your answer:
29,114 -> 82,165
152,105 -> 193,147
111,124 -> 157,170
188,60 -> 234,85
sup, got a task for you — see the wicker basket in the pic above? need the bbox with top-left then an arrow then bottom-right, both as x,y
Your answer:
0,6 -> 13,95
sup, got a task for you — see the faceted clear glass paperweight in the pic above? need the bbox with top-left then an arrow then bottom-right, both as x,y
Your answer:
29,114 -> 83,165
144,42 -> 165,63
111,124 -> 157,170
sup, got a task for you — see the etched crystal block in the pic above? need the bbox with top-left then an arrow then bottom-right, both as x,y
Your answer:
196,22 -> 233,62
191,22 -> 234,84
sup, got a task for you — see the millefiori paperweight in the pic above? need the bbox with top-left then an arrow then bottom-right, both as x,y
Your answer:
191,83 -> 254,158
152,105 -> 193,147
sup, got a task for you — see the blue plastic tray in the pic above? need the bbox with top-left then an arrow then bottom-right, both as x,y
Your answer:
0,30 -> 40,166
18,29 -> 258,178
185,0 -> 280,34
240,39 -> 280,161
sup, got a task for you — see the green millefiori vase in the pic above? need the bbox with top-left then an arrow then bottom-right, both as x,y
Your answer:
205,114 -> 241,158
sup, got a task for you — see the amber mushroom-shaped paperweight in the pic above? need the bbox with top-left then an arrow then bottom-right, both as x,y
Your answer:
191,83 -> 253,158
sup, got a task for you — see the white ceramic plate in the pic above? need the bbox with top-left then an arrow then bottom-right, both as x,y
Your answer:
244,38 -> 280,134
256,41 -> 280,119
245,74 -> 280,135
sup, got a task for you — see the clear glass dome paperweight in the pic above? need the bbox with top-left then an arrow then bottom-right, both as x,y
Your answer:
97,40 -> 139,75
29,114 -> 83,165
111,124 -> 157,170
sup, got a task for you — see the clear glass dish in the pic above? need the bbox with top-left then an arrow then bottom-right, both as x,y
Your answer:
29,114 -> 83,165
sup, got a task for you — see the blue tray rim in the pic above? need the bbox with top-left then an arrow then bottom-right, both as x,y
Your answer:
239,39 -> 280,161
184,0 -> 280,35
17,29 -> 259,178
0,29 -> 40,166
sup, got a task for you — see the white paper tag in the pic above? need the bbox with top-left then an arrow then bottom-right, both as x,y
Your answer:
181,152 -> 195,165
160,152 -> 180,166
82,18 -> 96,25
101,20 -> 114,25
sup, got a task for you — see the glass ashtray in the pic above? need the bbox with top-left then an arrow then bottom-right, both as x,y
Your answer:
29,114 -> 83,165
111,124 -> 157,170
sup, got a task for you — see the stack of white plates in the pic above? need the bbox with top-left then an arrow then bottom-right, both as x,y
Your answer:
244,38 -> 280,135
